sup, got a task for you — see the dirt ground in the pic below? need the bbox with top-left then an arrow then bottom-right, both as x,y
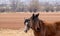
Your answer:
0,28 -> 34,36
0,12 -> 60,36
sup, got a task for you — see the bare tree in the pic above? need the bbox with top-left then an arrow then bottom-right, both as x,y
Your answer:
29,0 -> 40,12
9,0 -> 27,12
10,0 -> 20,11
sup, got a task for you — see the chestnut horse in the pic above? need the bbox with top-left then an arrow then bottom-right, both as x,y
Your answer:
24,13 -> 60,36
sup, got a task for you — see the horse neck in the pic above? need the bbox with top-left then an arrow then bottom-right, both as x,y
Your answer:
33,30 -> 41,36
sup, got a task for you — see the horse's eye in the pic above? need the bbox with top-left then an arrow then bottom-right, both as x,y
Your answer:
28,20 -> 30,21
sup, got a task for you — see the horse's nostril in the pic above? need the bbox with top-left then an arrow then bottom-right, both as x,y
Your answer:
37,28 -> 40,31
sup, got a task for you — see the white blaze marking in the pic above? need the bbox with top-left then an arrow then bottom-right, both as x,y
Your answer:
25,22 -> 28,25
24,22 -> 28,31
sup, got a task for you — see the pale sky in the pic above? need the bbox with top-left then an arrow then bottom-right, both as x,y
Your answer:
21,0 -> 59,2
0,0 -> 60,4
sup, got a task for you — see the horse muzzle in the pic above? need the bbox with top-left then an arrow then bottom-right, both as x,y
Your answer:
24,29 -> 28,33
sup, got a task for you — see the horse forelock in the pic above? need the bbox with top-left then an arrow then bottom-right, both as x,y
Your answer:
24,19 -> 30,24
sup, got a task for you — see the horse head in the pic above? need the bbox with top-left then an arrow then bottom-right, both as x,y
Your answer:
24,13 -> 42,33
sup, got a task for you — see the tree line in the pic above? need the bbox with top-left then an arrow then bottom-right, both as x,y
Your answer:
0,0 -> 60,12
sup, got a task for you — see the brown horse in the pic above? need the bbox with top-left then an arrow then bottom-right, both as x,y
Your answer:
24,13 -> 60,36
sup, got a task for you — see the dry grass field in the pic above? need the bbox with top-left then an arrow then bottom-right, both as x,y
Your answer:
0,12 -> 60,36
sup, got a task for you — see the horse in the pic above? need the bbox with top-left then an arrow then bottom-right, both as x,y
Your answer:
24,13 -> 60,36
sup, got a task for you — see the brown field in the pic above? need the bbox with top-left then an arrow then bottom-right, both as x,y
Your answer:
0,12 -> 60,36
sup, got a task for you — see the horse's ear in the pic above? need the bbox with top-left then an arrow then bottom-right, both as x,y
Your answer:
32,13 -> 35,17
32,13 -> 35,19
36,13 -> 39,17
